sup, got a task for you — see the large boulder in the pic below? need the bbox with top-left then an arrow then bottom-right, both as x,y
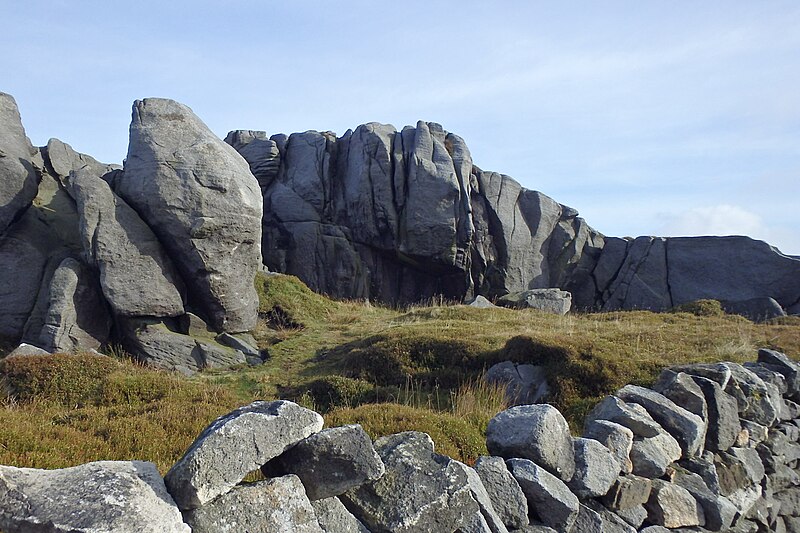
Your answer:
486,404 -> 575,481
0,461 -> 189,533
183,475 -> 323,533
484,361 -> 550,406
0,92 -> 39,235
119,317 -> 246,374
568,437 -> 618,498
341,431 -> 480,533
117,98 -> 262,333
496,289 -> 572,315
164,400 -> 323,510
265,424 -> 385,500
68,168 -> 185,317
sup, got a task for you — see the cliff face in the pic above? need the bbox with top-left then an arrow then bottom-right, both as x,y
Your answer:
226,121 -> 605,306
227,123 -> 800,313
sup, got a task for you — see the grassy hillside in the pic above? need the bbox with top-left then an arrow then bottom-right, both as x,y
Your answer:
2,273 -> 799,472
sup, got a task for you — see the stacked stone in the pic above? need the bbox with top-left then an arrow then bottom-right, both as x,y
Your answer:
479,348 -> 800,532
4,350 -> 800,532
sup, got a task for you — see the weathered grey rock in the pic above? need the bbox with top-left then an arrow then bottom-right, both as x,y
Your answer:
583,419 -> 634,474
224,130 -> 281,191
117,98 -> 262,332
595,236 -> 800,312
119,317 -> 246,373
0,182 -> 79,342
616,384 -> 706,456
165,400 -> 323,510
725,362 -> 780,426
645,479 -> 705,528
508,525 -> 557,533
740,419 -> 768,444
341,431 -> 479,533
486,405 -> 575,481
721,296 -> 786,322
22,257 -> 111,353
42,138 -> 117,182
484,361 -> 550,406
758,348 -> 800,395
68,168 -> 185,317
216,331 -> 260,357
311,497 -> 370,533
453,461 -> 510,533
744,361 -> 789,397
568,437 -> 618,498
0,461 -> 189,533
474,456 -> 529,530
468,295 -> 497,308
458,512 -> 493,533
183,475 -> 323,533
584,395 -> 662,438
690,376 -> 740,452
614,504 -> 648,528
581,501 -> 638,533
267,424 -> 385,500
601,475 -> 652,511
496,289 -> 572,315
654,370 -> 708,420
6,343 -> 50,356
506,458 -> 579,533
672,468 -> 737,531
774,488 -> 800,517
714,450 -> 763,516
629,428 -> 682,478
0,92 -> 39,235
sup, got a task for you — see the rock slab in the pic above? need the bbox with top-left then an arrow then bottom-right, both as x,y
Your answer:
164,400 -> 323,509
0,461 -> 189,533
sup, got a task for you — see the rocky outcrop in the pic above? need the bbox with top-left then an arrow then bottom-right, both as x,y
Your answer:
0,94 -> 265,374
226,121 -> 800,312
0,92 -> 39,235
117,98 -> 262,333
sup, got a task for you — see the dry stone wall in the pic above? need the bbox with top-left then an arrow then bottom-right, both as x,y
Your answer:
3,348 -> 800,532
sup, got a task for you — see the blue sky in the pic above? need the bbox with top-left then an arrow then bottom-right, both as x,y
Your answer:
3,1 -> 799,254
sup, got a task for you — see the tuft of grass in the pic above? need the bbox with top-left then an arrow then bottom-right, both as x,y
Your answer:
325,403 -> 487,465
670,299 -> 725,317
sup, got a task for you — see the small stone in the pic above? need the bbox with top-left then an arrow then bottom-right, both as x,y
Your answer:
568,437 -> 618,498
341,431 -> 479,533
506,458 -> 579,532
474,455 -> 529,530
311,497 -> 370,533
629,428 -> 682,478
645,479 -> 705,528
691,376 -> 740,452
584,395 -> 662,438
616,384 -> 706,456
583,419 -> 634,474
601,475 -> 652,511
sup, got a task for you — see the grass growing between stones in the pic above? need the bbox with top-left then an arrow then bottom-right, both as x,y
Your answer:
1,273 -> 799,470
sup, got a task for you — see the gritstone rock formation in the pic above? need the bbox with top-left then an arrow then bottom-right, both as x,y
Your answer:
1,91 -> 798,368
226,122 -> 800,311
0,93 -> 263,372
